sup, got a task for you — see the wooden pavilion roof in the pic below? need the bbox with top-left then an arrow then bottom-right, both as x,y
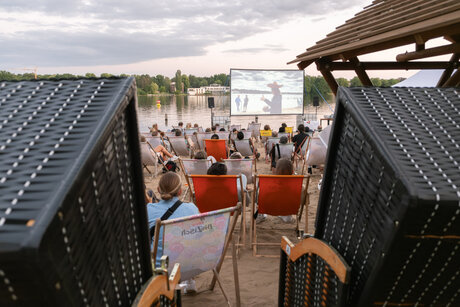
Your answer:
289,0 -> 460,94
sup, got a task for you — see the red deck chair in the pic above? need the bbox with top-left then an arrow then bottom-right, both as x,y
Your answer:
190,174 -> 246,246
204,139 -> 228,161
251,174 -> 310,256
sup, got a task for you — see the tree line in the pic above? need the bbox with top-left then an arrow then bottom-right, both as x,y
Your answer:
0,70 -> 403,100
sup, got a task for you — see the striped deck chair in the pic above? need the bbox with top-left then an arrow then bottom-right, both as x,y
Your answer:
167,136 -> 191,157
248,123 -> 261,140
152,205 -> 242,307
234,139 -> 254,158
265,137 -> 280,158
241,130 -> 253,140
179,158 -> 211,200
133,256 -> 182,307
140,142 -> 165,176
145,136 -> 164,149
204,139 -> 228,161
251,175 -> 310,256
278,236 -> 350,306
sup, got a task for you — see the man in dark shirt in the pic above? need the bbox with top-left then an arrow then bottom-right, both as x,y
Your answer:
292,124 -> 309,154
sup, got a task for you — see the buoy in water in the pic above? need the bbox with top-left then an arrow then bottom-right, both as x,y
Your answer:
156,99 -> 161,107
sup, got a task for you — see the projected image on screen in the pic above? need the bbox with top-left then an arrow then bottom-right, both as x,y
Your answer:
230,69 -> 304,115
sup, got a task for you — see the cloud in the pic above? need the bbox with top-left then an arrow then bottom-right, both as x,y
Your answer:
0,0 -> 368,67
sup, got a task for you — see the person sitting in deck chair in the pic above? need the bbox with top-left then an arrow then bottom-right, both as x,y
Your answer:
235,131 -> 260,159
147,172 -> 199,292
207,162 -> 246,203
194,150 -> 216,164
140,135 -> 175,161
292,124 -> 309,154
269,135 -> 288,172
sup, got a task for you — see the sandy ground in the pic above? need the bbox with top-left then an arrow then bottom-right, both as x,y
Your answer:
143,141 -> 322,306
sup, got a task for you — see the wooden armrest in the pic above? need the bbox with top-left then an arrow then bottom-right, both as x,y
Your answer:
281,236 -> 350,284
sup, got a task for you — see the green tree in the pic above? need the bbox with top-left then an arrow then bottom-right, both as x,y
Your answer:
100,73 -> 113,78
350,77 -> 362,87
85,73 -> 96,78
336,78 -> 350,87
182,75 -> 190,92
149,82 -> 159,94
371,78 -> 382,87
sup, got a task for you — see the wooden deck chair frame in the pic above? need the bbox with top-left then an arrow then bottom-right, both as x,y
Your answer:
251,174 -> 310,257
278,236 -> 350,307
133,256 -> 182,307
152,205 -> 242,307
142,142 -> 168,176
204,139 -> 229,162
234,139 -> 256,159
188,174 -> 247,247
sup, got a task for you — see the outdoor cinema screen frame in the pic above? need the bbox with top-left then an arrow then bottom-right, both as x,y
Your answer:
230,69 -> 304,116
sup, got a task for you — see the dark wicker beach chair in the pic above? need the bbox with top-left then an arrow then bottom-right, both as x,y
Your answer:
278,236 -> 350,307
310,87 -> 460,306
0,78 -> 153,306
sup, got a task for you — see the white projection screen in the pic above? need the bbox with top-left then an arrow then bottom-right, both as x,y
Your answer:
230,69 -> 304,115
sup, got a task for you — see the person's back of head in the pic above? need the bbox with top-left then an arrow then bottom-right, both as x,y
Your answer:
207,162 -> 227,175
194,150 -> 207,159
282,123 -> 287,128
194,123 -> 199,128
272,131 -> 278,137
151,130 -> 159,136
140,135 -> 146,142
211,126 -> 216,132
205,127 -> 211,132
232,128 -> 237,133
264,124 -> 270,131
297,124 -> 305,133
175,130 -> 182,136
275,158 -> 293,175
229,152 -> 243,159
280,136 -> 288,144
186,123 -> 192,128
158,172 -> 182,200
219,128 -> 226,131
178,122 -> 183,127
211,134 -> 219,139
279,126 -> 285,133
237,131 -> 244,140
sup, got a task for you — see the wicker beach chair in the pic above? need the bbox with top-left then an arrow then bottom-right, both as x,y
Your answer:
251,175 -> 310,256
314,87 -> 460,306
152,205 -> 241,307
133,257 -> 182,307
278,236 -> 350,307
189,175 -> 246,246
204,139 -> 228,161
167,136 -> 191,157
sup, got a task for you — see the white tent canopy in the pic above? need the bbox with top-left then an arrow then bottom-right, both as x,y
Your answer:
392,69 -> 455,87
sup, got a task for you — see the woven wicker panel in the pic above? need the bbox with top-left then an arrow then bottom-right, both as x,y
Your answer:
316,87 -> 460,306
278,249 -> 347,306
0,78 -> 152,306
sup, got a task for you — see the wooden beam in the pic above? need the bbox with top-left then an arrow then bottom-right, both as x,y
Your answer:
396,42 -> 460,62
349,57 -> 373,86
414,34 -> 425,51
437,54 -> 459,87
319,61 -> 454,71
317,65 -> 338,95
442,69 -> 460,87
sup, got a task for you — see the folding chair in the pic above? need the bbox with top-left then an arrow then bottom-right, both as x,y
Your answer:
152,205 -> 242,307
140,142 -> 165,176
133,256 -> 182,307
270,143 -> 294,168
204,139 -> 228,161
234,139 -> 255,158
189,175 -> 246,246
241,130 -> 253,140
265,137 -> 280,158
196,133 -> 213,150
223,158 -> 255,185
167,136 -> 191,157
184,128 -> 199,135
146,136 -> 164,149
251,174 -> 310,256
247,123 -> 261,140
278,236 -> 350,306
179,158 -> 211,200
293,136 -> 309,171
185,134 -> 199,152
216,131 -> 230,143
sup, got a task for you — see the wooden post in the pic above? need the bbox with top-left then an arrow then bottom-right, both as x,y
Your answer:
319,69 -> 338,96
442,69 -> 460,87
349,57 -> 373,86
437,53 -> 459,87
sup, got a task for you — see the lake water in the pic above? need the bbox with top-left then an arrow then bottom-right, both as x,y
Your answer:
137,95 -> 335,132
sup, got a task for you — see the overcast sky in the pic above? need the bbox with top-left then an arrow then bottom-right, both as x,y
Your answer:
0,0 -> 439,78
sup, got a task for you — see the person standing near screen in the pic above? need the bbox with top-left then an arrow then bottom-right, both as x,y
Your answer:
235,95 -> 241,112
243,95 -> 249,112
261,81 -> 282,114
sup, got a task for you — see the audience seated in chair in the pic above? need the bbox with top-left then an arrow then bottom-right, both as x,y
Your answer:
207,162 -> 247,203
235,131 -> 260,159
140,135 -> 173,161
269,135 -> 289,172
292,124 -> 309,154
147,172 -> 199,264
